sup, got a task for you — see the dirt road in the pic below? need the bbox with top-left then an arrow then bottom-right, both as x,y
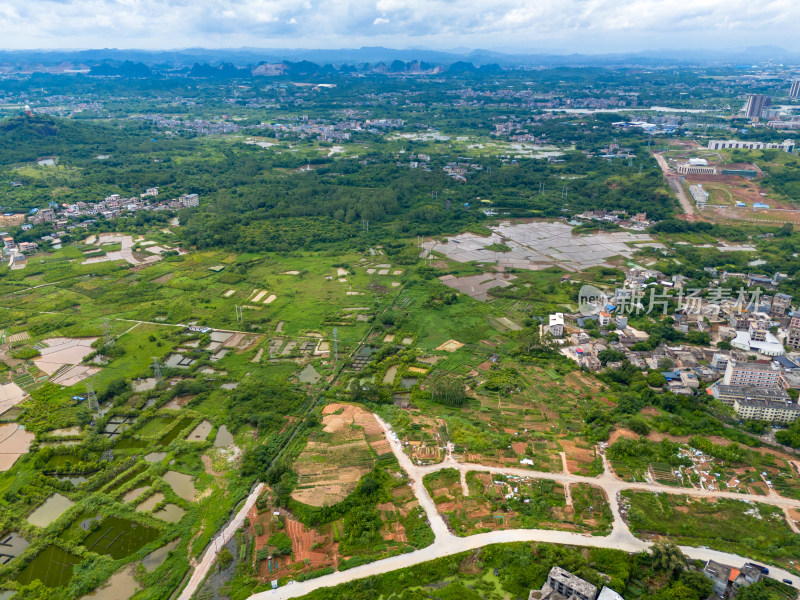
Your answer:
654,152 -> 695,217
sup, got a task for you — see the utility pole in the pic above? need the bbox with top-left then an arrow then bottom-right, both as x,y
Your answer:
152,357 -> 162,382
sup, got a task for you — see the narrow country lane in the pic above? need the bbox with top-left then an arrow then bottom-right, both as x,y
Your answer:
653,151 -> 696,217
177,483 -> 265,600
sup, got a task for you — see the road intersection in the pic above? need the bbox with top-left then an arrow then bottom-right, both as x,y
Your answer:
243,413 -> 800,599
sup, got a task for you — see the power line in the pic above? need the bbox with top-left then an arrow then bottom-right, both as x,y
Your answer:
333,327 -> 338,363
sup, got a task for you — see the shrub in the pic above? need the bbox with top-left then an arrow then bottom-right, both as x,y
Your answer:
268,532 -> 292,556
11,346 -> 41,360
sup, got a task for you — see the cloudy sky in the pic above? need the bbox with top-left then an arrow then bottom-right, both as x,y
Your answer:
0,0 -> 798,53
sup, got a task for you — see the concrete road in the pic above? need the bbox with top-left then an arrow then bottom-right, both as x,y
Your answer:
243,415 -> 800,599
178,483 -> 265,600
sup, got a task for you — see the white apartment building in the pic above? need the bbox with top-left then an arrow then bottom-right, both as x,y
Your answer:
733,397 -> 800,423
723,360 -> 782,388
707,139 -> 795,153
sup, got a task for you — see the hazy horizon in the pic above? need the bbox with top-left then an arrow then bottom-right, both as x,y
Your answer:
1,0 -> 799,54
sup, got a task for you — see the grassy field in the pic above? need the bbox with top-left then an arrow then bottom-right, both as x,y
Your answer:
423,468 -> 611,536
0,228 -> 373,597
377,362 -> 605,475
623,491 -> 800,574
607,433 -> 800,497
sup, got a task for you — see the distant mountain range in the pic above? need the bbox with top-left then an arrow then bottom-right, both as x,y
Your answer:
0,45 -> 799,73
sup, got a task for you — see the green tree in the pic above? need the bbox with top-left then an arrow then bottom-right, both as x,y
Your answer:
678,571 -> 713,599
628,417 -> 650,436
598,348 -> 626,365
649,539 -> 687,576
429,374 -> 467,407
218,547 -> 234,569
736,581 -> 772,600
268,532 -> 293,555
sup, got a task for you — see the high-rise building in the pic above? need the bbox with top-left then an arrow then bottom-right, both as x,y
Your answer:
744,94 -> 770,119
790,80 -> 800,99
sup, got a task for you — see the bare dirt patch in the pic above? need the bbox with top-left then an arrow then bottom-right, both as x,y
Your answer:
0,423 -> 35,471
560,439 -> 595,473
436,339 -> 464,352
608,428 -> 640,445
292,404 -> 386,506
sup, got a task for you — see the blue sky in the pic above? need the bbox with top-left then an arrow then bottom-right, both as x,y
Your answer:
0,0 -> 798,52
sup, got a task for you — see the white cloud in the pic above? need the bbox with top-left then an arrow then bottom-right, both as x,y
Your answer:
0,0 -> 797,51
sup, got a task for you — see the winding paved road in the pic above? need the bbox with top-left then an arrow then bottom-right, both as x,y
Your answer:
243,414 -> 800,599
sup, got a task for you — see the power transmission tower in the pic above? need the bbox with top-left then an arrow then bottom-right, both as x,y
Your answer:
87,379 -> 99,413
152,357 -> 162,382
333,328 -> 338,362
103,318 -> 113,347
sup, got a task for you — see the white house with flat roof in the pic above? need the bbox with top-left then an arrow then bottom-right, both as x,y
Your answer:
548,313 -> 564,338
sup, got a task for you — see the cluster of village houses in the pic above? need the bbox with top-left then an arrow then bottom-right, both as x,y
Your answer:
532,561 -> 771,600
546,266 -> 800,425
1,188 -> 198,269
